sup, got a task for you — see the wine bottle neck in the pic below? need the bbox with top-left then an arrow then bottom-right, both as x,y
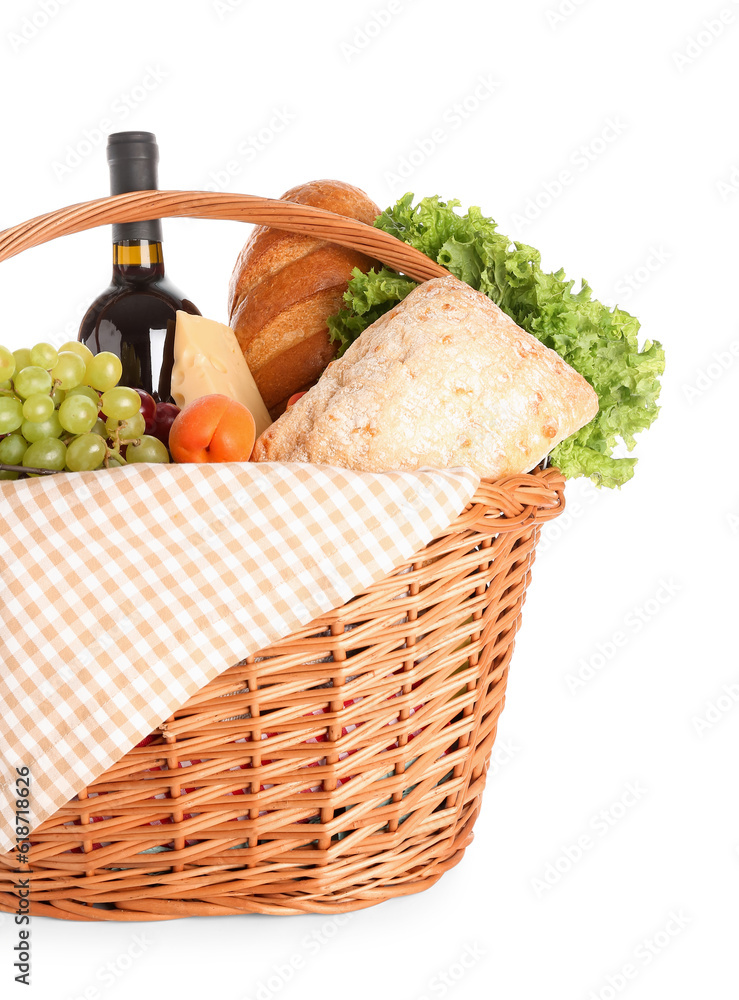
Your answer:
108,132 -> 163,244
112,240 -> 165,280
112,217 -> 163,244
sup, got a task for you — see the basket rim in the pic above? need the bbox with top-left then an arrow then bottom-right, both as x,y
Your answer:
0,460 -> 564,523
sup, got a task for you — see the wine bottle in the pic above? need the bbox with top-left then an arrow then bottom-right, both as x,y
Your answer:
78,131 -> 200,402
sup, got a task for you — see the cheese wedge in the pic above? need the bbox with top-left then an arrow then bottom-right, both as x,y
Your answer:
171,312 -> 272,436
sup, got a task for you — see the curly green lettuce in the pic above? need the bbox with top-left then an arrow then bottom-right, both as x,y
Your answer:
327,193 -> 664,488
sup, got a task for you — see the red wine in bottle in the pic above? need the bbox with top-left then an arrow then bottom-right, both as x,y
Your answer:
78,131 -> 200,402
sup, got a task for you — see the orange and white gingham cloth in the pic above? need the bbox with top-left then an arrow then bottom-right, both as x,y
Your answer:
0,461 -> 479,854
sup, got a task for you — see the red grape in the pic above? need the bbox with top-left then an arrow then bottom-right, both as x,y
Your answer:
132,388 -> 157,434
152,402 -> 180,447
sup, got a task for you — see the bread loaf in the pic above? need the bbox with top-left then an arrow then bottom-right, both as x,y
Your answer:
228,179 -> 381,419
252,275 -> 599,478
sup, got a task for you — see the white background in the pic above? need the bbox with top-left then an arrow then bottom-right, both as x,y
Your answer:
0,0 -> 736,998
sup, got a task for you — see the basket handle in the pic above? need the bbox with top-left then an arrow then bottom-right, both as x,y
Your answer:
0,192 -> 566,497
0,190 -> 450,283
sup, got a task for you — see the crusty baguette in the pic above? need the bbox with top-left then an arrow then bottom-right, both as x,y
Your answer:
252,275 -> 599,478
228,179 -> 381,418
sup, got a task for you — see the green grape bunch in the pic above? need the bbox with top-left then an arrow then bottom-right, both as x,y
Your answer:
0,341 -> 170,481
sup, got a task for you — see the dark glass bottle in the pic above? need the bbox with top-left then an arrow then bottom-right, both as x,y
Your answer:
78,131 -> 200,401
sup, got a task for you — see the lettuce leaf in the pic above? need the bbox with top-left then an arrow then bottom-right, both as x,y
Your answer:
327,193 -> 664,488
327,269 -> 416,355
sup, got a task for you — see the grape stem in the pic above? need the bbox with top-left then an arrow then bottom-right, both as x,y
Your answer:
105,450 -> 126,469
103,425 -> 124,468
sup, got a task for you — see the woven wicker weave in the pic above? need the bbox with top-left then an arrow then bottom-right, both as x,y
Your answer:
0,193 -> 566,919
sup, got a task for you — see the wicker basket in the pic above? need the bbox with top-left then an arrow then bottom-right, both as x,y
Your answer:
0,192 -> 566,919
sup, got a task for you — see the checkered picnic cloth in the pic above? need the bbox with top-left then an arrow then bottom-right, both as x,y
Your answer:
0,461 -> 479,854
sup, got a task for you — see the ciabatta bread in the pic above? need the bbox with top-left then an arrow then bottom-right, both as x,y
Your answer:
252,275 -> 599,478
228,179 -> 380,419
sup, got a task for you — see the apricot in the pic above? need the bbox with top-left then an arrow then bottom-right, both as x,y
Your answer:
169,394 -> 256,463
